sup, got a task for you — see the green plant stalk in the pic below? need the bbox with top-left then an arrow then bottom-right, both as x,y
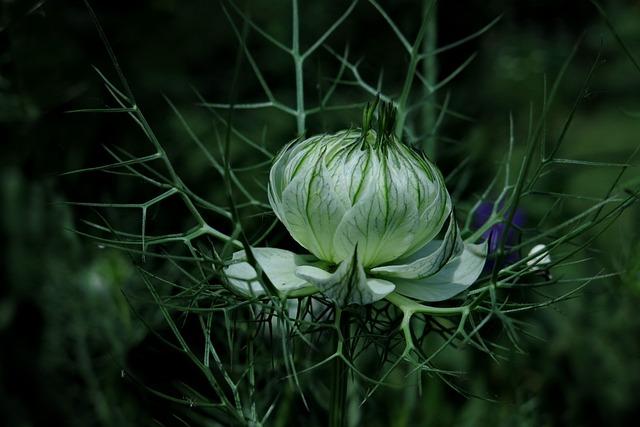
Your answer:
329,308 -> 350,427
292,0 -> 306,135
394,0 -> 436,138
422,0 -> 438,158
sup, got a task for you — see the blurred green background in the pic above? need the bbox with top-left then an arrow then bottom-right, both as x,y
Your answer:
2,0 -> 640,426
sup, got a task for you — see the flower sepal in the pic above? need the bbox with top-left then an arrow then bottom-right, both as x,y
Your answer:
296,247 -> 396,306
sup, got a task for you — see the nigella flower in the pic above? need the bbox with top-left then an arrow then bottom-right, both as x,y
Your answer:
471,201 -> 526,269
225,101 -> 487,306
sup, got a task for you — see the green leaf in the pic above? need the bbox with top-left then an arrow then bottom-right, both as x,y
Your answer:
390,241 -> 487,302
223,248 -> 321,297
295,248 -> 395,305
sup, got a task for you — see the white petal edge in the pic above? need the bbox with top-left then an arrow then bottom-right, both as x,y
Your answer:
223,248 -> 320,297
370,214 -> 463,279
391,241 -> 488,302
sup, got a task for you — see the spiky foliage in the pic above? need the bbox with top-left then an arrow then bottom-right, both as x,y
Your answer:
65,1 -> 639,425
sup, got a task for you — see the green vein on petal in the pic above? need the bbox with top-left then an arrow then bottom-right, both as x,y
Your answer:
370,214 -> 464,279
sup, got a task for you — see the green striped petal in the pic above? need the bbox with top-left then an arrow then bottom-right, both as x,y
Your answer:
280,155 -> 350,262
331,158 -> 420,267
390,241 -> 487,302
369,214 -> 464,279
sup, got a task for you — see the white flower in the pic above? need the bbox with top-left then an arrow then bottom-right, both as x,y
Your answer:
224,102 -> 487,305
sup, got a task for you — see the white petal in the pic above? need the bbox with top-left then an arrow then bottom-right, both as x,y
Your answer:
332,160 -> 419,267
295,249 -> 395,305
223,248 -> 320,297
391,241 -> 487,302
280,156 -> 349,262
366,278 -> 397,300
370,214 -> 463,279
393,145 -> 452,257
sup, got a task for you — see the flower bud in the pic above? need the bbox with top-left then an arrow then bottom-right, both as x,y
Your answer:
268,104 -> 450,267
225,101 -> 487,305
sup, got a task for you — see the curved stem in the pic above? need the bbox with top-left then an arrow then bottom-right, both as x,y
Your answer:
386,292 -> 469,316
329,308 -> 350,427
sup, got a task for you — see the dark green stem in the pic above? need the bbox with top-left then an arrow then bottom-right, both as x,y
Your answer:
329,308 -> 350,427
394,0 -> 437,138
422,0 -> 438,158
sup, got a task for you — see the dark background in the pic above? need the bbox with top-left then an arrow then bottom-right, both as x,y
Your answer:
2,0 -> 640,426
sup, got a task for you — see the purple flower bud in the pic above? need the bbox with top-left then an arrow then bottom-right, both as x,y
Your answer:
472,201 -> 525,269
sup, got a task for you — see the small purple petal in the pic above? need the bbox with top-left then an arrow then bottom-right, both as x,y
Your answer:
472,200 -> 525,270
471,201 -> 494,229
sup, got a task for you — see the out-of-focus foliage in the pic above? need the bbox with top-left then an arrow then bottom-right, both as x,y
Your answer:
0,169 -> 154,426
2,0 -> 640,426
